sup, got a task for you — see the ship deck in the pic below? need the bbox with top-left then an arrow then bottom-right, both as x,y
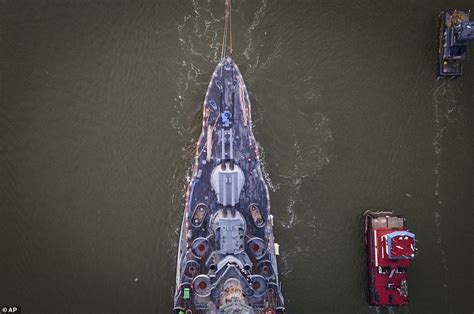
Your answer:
174,57 -> 284,313
366,212 -> 415,306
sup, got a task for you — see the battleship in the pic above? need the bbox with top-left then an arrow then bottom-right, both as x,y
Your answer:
173,2 -> 285,313
364,210 -> 416,306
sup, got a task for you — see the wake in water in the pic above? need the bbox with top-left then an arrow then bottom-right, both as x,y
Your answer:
430,80 -> 464,306
243,0 -> 267,61
263,111 -> 333,279
275,112 -> 333,230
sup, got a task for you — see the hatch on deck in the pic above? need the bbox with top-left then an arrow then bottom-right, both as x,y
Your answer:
371,216 -> 405,229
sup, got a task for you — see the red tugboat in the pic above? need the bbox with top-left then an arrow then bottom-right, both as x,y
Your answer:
364,210 -> 416,306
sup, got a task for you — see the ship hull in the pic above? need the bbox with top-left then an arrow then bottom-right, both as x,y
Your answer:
364,210 -> 415,306
437,9 -> 471,77
174,57 -> 284,313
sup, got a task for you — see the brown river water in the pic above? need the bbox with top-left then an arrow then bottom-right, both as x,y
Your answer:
1,1 -> 473,313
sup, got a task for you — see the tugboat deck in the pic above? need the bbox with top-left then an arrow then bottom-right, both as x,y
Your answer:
365,211 -> 416,306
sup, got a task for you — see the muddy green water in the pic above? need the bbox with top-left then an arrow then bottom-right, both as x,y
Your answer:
1,1 -> 473,313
